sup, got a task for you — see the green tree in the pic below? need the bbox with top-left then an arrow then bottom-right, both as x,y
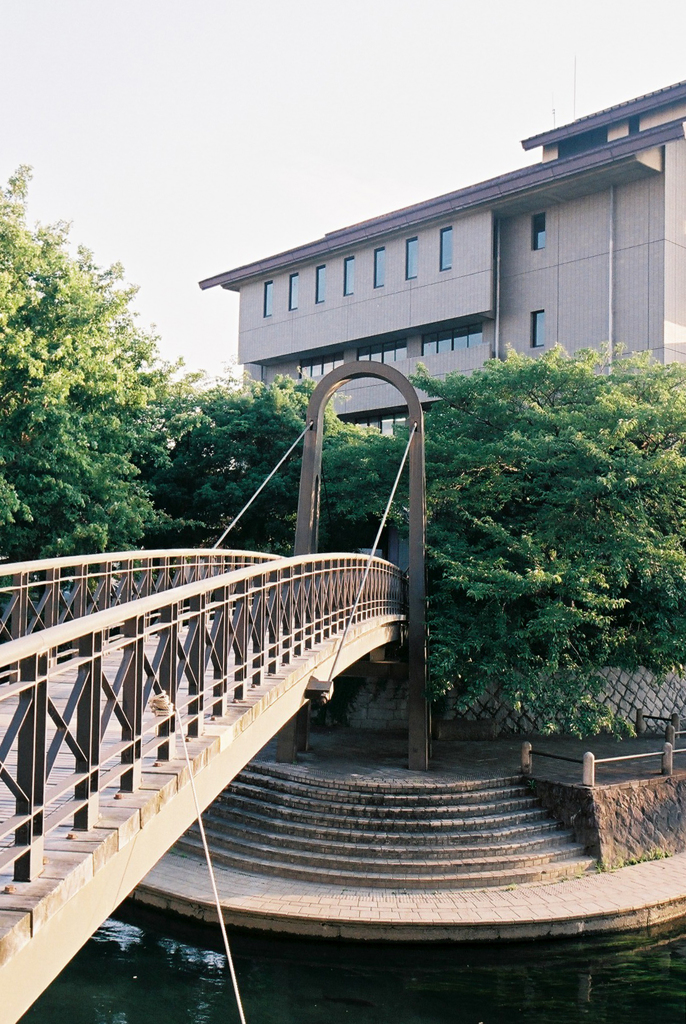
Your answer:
0,167 -> 172,561
414,348 -> 686,735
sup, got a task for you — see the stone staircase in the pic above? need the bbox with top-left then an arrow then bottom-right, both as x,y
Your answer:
175,762 -> 595,889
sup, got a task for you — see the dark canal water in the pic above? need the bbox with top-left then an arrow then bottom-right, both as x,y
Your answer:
20,906 -> 686,1023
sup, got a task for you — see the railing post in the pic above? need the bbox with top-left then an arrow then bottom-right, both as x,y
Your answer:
120,614 -> 144,792
187,591 -> 207,738
636,708 -> 645,736
663,741 -> 674,776
672,712 -> 681,734
14,652 -> 47,881
156,603 -> 178,760
73,631 -> 102,830
10,572 -> 28,640
211,587 -> 229,718
582,751 -> 595,787
666,724 -> 676,746
521,741 -> 532,776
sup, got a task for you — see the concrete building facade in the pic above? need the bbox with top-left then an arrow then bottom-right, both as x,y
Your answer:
201,80 -> 686,424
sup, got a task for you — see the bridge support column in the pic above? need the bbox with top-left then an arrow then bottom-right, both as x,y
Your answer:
275,705 -> 310,762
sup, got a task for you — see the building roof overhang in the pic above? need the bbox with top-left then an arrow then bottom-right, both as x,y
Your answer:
521,79 -> 686,151
200,118 -> 685,293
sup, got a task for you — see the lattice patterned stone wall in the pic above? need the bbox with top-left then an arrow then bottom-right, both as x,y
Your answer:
339,668 -> 686,734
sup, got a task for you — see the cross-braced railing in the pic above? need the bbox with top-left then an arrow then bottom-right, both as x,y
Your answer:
0,548 -> 279,643
0,554 -> 407,882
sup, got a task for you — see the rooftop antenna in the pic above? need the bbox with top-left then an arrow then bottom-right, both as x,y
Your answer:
573,55 -> 577,120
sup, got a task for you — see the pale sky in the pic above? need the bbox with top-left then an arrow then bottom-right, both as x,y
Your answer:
1,0 -> 685,375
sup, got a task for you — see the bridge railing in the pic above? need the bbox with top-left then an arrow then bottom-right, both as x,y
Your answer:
0,548 -> 280,643
0,554 -> 407,882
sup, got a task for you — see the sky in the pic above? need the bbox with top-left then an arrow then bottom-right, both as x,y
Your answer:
1,0 -> 685,376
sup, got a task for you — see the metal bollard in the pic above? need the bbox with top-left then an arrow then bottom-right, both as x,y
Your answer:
666,724 -> 676,746
521,741 -> 532,776
636,709 -> 645,736
663,742 -> 674,776
672,712 -> 681,734
582,751 -> 595,787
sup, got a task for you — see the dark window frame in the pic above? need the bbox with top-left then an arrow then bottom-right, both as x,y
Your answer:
405,236 -> 418,280
263,280 -> 273,318
374,247 -> 385,289
298,351 -> 344,379
343,256 -> 355,296
357,339 -> 408,364
439,226 -> 453,271
288,273 -> 299,311
421,323 -> 484,355
315,265 -> 326,304
531,309 -> 545,348
532,212 -> 546,251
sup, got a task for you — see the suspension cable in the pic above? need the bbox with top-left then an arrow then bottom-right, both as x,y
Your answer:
324,422 -> 417,686
151,692 -> 248,1024
212,423 -> 311,549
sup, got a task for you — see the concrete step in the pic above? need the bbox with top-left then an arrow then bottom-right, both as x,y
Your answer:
175,833 -> 594,889
203,804 -> 566,846
216,792 -> 551,832
237,769 -> 531,807
196,811 -> 575,860
243,763 -> 524,798
219,783 -> 541,820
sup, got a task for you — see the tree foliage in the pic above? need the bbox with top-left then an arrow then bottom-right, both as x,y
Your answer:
414,348 -> 686,734
0,167 -> 171,561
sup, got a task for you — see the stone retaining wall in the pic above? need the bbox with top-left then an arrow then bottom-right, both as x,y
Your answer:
534,774 -> 686,867
334,666 -> 686,735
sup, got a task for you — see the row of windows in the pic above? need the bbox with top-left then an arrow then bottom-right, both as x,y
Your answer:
421,324 -> 483,355
355,412 -> 408,435
263,226 -> 455,317
265,214 -> 549,318
297,313 -> 543,379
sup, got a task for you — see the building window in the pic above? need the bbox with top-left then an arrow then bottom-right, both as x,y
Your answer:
406,237 -> 418,280
344,256 -> 355,296
531,310 -> 545,347
374,247 -> 385,289
355,412 -> 408,435
263,280 -> 273,318
288,273 -> 299,311
532,213 -> 546,250
315,265 -> 326,304
440,227 -> 453,271
357,339 -> 407,363
299,352 -> 344,378
421,323 -> 483,355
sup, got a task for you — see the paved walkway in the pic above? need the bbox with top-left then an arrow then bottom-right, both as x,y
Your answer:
135,726 -> 686,941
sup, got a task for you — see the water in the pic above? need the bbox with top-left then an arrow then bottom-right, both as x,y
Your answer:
20,908 -> 686,1023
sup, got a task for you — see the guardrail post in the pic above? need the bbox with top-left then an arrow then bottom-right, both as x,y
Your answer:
156,603 -> 178,760
663,742 -> 674,776
187,592 -> 207,738
635,708 -> 645,736
672,712 -> 681,734
211,588 -> 229,718
666,724 -> 676,746
10,572 -> 27,640
14,653 -> 47,881
582,752 -> 595,787
120,614 -> 144,792
73,631 -> 102,830
521,741 -> 532,775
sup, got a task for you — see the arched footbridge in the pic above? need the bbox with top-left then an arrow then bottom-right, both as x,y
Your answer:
0,547 -> 407,1022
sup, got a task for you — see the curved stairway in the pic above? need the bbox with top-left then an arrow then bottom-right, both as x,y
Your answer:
175,762 -> 595,889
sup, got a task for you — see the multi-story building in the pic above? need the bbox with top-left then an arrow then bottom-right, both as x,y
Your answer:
200,80 -> 686,427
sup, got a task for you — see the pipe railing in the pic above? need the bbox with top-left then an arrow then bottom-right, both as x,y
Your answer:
0,548 -> 279,643
521,739 -> 685,787
0,553 -> 407,882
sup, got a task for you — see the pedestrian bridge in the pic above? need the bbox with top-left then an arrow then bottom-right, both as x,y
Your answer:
0,547 -> 407,1022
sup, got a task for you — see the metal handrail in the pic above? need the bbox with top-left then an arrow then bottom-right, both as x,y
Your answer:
0,548 -> 279,643
0,552 -> 407,882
